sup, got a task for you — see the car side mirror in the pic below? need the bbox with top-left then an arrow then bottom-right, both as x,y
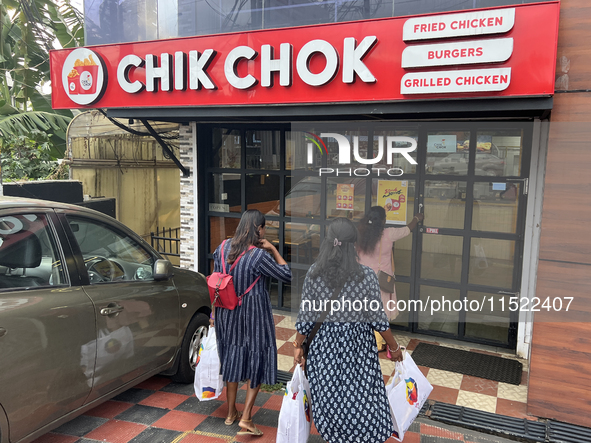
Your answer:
153,259 -> 174,281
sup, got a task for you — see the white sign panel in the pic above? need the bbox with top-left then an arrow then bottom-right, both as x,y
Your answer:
401,68 -> 511,94
427,135 -> 457,153
401,38 -> 514,68
403,8 -> 515,41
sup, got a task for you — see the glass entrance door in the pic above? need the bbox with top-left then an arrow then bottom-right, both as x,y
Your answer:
408,123 -> 531,348
201,121 -> 533,349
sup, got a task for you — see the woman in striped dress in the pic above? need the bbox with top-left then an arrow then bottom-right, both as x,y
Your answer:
213,209 -> 292,437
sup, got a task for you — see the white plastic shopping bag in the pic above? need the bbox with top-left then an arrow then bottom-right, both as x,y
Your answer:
386,350 -> 433,441
276,364 -> 312,443
194,326 -> 224,401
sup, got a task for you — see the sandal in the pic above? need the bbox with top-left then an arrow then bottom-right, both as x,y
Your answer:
237,418 -> 264,436
225,410 -> 242,426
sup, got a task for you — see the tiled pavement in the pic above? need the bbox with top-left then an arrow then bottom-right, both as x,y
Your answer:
31,312 -> 534,443
32,378 -> 518,443
273,313 -> 533,421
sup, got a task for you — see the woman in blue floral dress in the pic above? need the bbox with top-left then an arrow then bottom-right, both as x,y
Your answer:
293,218 -> 404,443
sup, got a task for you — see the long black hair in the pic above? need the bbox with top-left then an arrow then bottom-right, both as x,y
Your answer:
357,206 -> 387,254
309,218 -> 363,289
227,209 -> 265,264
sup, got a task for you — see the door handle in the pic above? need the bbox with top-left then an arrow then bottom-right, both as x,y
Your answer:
100,304 -> 124,316
0,327 -> 6,337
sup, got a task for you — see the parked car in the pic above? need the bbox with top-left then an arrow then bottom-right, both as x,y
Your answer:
0,197 -> 211,443
431,144 -> 505,176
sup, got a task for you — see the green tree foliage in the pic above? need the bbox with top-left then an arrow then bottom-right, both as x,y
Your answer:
1,129 -> 68,181
0,0 -> 84,159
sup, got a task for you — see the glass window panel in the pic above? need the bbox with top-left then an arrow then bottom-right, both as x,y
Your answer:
245,130 -> 280,170
212,128 -> 241,169
67,216 -> 155,283
0,214 -> 67,289
465,291 -> 510,344
285,223 -> 320,266
209,173 -> 242,213
390,281 -> 410,327
393,233 -> 412,278
246,174 -> 280,212
426,131 -> 470,176
326,177 -> 368,222
369,178 -> 415,277
86,0 -> 546,45
268,277 -> 280,308
472,183 -> 520,233
475,129 -> 523,177
266,221 -> 319,266
417,286 -> 459,335
324,129 -> 371,169
469,238 -> 515,289
285,176 -> 321,218
424,181 -> 465,229
286,131 -> 318,171
421,234 -> 463,283
284,269 -> 308,312
209,217 -> 240,253
372,129 -> 418,174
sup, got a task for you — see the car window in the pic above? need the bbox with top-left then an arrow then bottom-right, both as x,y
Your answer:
67,216 -> 155,284
0,214 -> 66,290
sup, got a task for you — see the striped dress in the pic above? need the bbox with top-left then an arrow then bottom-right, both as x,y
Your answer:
213,239 -> 292,388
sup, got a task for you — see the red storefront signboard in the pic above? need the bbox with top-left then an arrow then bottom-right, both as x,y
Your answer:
50,1 -> 559,109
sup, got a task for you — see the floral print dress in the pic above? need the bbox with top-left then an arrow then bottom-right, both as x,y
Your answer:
296,265 -> 394,443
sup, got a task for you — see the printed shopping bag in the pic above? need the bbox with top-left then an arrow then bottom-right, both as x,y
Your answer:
386,351 -> 433,441
194,326 -> 223,401
277,365 -> 312,443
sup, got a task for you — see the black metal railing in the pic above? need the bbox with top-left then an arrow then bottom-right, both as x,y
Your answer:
151,227 -> 180,258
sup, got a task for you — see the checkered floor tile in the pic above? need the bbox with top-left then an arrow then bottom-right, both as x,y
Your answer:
273,313 -> 533,420
30,313 -> 535,443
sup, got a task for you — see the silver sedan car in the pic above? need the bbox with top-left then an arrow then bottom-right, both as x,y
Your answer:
0,197 -> 211,443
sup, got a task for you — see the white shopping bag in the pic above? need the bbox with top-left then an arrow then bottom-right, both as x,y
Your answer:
386,350 -> 433,441
194,326 -> 223,401
276,365 -> 312,443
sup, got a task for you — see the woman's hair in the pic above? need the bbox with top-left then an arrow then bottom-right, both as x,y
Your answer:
228,209 -> 265,263
309,218 -> 363,288
357,206 -> 387,254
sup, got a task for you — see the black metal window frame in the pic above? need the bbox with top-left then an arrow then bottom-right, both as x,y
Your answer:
199,120 -> 534,349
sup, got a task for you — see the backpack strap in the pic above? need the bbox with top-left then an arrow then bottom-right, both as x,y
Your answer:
227,244 -> 261,306
228,245 -> 256,272
220,239 -> 228,274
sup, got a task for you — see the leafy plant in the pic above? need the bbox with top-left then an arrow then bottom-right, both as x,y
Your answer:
0,0 -> 84,158
0,130 -> 68,181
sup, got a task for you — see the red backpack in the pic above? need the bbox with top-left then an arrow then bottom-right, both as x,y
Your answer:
207,239 -> 261,310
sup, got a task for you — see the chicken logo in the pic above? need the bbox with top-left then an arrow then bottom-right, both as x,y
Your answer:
405,377 -> 419,405
61,48 -> 106,106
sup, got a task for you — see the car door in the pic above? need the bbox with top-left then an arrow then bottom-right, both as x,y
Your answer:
0,210 -> 96,443
62,213 -> 180,400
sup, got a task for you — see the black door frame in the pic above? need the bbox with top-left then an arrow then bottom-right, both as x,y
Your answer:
199,120 -> 533,349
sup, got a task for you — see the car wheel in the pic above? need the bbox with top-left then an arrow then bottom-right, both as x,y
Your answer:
172,313 -> 209,383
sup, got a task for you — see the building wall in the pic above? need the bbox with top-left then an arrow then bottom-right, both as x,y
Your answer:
179,124 -> 196,271
527,0 -> 591,426
68,111 -> 181,264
